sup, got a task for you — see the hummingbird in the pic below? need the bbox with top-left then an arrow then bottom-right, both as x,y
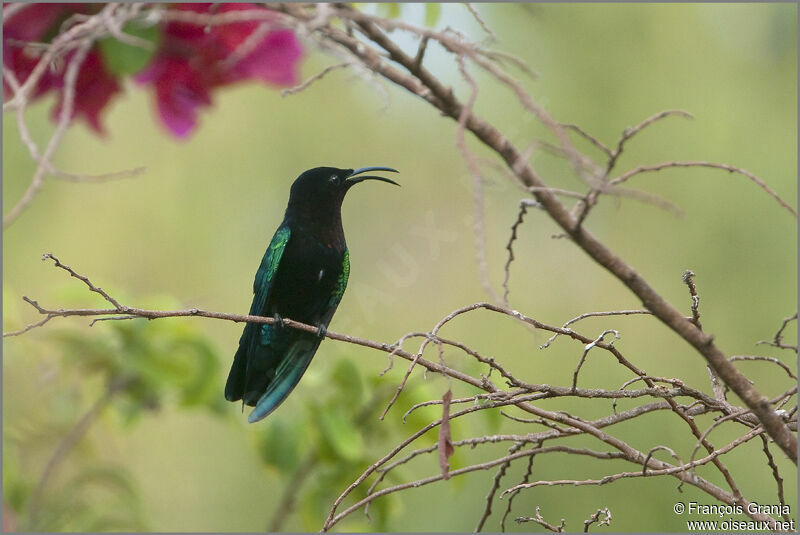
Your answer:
225,166 -> 399,422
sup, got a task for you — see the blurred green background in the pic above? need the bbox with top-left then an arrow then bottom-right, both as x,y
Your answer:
3,3 -> 797,532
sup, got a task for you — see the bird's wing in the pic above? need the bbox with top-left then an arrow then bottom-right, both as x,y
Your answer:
250,225 -> 292,316
225,225 -> 291,403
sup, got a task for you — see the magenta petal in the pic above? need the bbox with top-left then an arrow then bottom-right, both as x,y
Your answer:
156,97 -> 195,138
233,29 -> 303,86
133,60 -> 163,85
151,62 -> 212,139
50,50 -> 120,135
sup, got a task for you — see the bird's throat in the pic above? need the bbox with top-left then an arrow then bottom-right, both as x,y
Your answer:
285,204 -> 347,252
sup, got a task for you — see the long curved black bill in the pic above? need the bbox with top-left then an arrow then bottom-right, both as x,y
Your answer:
347,166 -> 400,186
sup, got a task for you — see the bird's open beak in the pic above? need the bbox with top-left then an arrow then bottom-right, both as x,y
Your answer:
346,166 -> 400,187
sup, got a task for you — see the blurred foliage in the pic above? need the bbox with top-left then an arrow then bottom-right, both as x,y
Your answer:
98,21 -> 160,77
3,306 -> 223,531
256,358 -> 498,531
3,3 -> 797,532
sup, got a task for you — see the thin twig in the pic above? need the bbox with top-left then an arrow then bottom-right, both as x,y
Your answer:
456,55 -> 501,303
502,446 -> 537,530
572,330 -> 619,390
609,161 -> 797,218
4,41 -> 93,228
759,435 -> 790,523
502,199 -> 540,305
682,270 -> 702,330
756,313 -> 798,353
583,508 -> 612,532
475,442 -> 524,532
502,425 -> 765,497
463,3 -> 496,43
560,123 -> 612,158
281,62 -> 353,96
41,253 -> 123,309
729,355 -> 797,380
515,506 -> 565,532
541,310 -> 651,349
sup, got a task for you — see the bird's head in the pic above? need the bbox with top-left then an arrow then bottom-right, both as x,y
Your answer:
287,166 -> 399,211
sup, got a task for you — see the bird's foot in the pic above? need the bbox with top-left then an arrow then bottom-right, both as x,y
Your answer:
315,323 -> 328,340
273,313 -> 285,330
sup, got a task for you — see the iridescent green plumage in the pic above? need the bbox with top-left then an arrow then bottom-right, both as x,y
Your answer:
334,250 -> 350,301
252,226 -> 290,315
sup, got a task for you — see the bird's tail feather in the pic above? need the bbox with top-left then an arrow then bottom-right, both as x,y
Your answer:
247,337 -> 320,423
224,337 -> 249,402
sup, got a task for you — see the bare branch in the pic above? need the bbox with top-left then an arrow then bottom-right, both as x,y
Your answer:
502,199 -> 540,305
4,40 -> 93,228
541,310 -> 651,349
560,123 -> 612,158
607,110 -> 694,174
502,447 -> 536,530
756,313 -> 798,353
437,389 -> 454,480
516,506 -> 565,532
280,61 -> 353,97
572,330 -> 620,390
730,355 -> 797,380
760,435 -> 791,523
41,253 -> 123,309
463,3 -> 497,43
682,270 -> 702,329
502,425 -> 765,497
642,446 -> 682,476
456,55 -> 502,303
583,507 -> 612,532
609,161 -> 797,218
3,4 -> 147,228
475,441 -> 524,532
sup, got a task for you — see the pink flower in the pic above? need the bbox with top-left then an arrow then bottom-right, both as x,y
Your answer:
135,3 -> 303,139
3,3 -> 303,139
3,3 -> 121,135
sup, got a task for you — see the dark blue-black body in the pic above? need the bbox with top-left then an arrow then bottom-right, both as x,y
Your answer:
225,166 -> 399,422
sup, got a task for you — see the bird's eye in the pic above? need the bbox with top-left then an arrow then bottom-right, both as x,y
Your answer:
329,175 -> 340,185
